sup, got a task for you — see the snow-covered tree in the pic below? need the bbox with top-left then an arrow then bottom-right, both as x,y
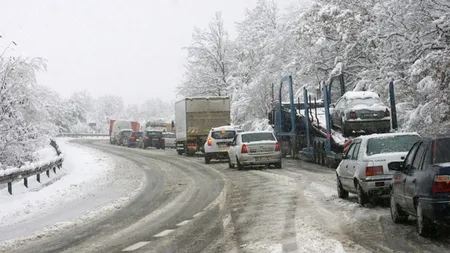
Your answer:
178,12 -> 232,97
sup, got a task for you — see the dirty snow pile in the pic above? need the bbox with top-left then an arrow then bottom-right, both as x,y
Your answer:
0,139 -> 145,247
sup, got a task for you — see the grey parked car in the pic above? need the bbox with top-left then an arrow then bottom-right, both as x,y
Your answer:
331,91 -> 391,137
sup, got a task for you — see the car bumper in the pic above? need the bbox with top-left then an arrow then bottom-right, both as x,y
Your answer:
238,153 -> 282,166
360,175 -> 393,198
420,199 -> 450,225
345,119 -> 390,132
206,151 -> 229,159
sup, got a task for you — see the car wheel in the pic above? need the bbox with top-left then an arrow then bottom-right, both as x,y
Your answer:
357,183 -> 368,206
205,154 -> 211,164
177,150 -> 183,155
336,176 -> 349,199
236,157 -> 244,170
416,201 -> 436,237
228,157 -> 235,168
275,159 -> 282,169
161,146 -> 166,150
390,193 -> 408,223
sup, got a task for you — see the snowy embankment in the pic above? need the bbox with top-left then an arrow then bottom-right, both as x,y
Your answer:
0,139 -> 145,248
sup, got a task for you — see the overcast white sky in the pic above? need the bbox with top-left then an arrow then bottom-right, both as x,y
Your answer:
1,0 -> 297,105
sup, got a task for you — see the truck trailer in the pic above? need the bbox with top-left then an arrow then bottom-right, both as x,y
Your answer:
175,97 -> 231,156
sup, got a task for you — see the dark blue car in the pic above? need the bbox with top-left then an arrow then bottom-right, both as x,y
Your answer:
390,136 -> 450,236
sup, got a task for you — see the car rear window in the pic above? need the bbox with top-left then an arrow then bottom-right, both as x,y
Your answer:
347,97 -> 380,107
164,133 -> 175,138
146,131 -> 162,137
123,131 -> 133,136
366,135 -> 420,156
211,130 -> 236,139
434,138 -> 450,164
132,132 -> 142,137
241,132 -> 275,143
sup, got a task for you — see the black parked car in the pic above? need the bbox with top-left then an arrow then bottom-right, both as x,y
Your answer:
390,136 -> 450,236
138,130 -> 165,149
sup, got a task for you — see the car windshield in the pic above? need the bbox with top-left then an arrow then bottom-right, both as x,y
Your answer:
211,130 -> 236,139
366,135 -> 420,156
434,138 -> 450,164
241,132 -> 275,143
132,132 -> 142,137
164,133 -> 175,138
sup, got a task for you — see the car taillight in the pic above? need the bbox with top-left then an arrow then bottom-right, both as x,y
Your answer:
366,166 -> 383,176
349,111 -> 357,119
207,138 -> 212,146
432,175 -> 450,193
384,109 -> 390,117
130,136 -> 135,140
161,137 -> 165,140
275,142 -> 280,151
241,144 -> 248,154
144,136 -> 149,140
188,143 -> 196,147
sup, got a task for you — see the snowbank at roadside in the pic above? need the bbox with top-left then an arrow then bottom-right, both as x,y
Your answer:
0,139 -> 145,247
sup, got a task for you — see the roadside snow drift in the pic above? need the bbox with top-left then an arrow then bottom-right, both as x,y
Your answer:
0,139 -> 145,247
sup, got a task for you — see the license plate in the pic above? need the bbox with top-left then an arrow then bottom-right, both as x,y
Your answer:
255,157 -> 268,161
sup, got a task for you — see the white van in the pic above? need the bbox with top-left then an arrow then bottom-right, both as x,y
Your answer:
204,126 -> 243,164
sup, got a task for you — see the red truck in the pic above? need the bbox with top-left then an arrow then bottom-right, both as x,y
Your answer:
109,120 -> 141,144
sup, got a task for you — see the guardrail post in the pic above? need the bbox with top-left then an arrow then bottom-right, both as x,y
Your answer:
37,173 -> 40,183
24,177 -> 28,188
7,182 -> 12,195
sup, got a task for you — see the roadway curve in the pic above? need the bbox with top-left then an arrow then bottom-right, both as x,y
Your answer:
4,139 -> 450,253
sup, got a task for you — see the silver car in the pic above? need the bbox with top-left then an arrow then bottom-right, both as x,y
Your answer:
228,131 -> 282,170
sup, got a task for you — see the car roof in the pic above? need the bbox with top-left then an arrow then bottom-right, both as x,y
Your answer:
419,134 -> 450,141
239,131 -> 274,135
354,132 -> 420,141
342,91 -> 379,100
211,125 -> 242,131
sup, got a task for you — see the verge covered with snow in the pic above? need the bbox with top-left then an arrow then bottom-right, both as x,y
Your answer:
0,139 -> 145,248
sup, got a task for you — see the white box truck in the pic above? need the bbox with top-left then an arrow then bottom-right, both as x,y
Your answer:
175,96 -> 231,156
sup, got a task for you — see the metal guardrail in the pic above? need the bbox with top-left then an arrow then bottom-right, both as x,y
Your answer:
57,133 -> 109,138
0,140 -> 64,195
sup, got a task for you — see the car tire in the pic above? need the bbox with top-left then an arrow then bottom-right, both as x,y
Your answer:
275,160 -> 282,169
390,193 -> 408,223
416,201 -> 436,237
161,146 -> 166,150
357,183 -> 368,206
205,154 -> 211,164
337,176 -> 349,199
236,157 -> 244,170
177,150 -> 183,155
228,157 -> 235,168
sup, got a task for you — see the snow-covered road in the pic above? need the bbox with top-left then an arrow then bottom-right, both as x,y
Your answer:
2,139 -> 450,253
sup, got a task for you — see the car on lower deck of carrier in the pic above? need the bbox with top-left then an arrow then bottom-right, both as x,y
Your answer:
203,126 -> 242,164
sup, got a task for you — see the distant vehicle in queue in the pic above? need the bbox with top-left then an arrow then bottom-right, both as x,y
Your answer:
163,132 -> 176,149
204,126 -> 243,164
116,129 -> 134,146
336,132 -> 420,206
331,91 -> 391,137
138,130 -> 165,149
126,131 -> 142,147
390,135 -> 450,237
228,131 -> 282,170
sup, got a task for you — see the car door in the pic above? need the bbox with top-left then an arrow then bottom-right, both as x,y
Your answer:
229,135 -> 238,163
405,141 -> 427,212
348,141 -> 362,191
339,142 -> 357,190
394,141 -> 420,211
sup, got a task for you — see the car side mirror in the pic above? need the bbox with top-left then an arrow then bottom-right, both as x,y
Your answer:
341,154 -> 348,160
